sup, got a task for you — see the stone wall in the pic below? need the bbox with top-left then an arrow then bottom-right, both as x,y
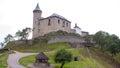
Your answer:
33,16 -> 71,38
48,36 -> 86,47
48,36 -> 85,43
15,40 -> 33,45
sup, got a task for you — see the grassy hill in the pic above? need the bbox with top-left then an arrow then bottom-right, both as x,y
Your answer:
4,30 -> 81,52
0,55 -> 8,68
5,41 -> 116,68
4,31 -> 119,68
19,47 -> 114,68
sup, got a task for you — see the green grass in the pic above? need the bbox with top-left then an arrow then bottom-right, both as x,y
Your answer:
0,55 -> 8,68
114,53 -> 120,63
9,42 -> 69,52
19,48 -> 98,68
19,47 -> 115,68
90,47 -> 114,68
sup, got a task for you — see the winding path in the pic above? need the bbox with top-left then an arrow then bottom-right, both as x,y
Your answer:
7,51 -> 37,68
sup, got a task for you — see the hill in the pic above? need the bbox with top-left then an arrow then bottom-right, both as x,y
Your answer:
4,30 -> 81,52
19,47 -> 114,68
4,30 -> 120,68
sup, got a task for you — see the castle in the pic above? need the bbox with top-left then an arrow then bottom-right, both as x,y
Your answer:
33,4 -> 88,38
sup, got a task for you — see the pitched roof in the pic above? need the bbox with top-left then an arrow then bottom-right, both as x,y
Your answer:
33,3 -> 42,12
46,13 -> 71,22
36,52 -> 49,60
49,13 -> 66,20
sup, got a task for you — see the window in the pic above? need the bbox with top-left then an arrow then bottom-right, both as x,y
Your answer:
66,23 -> 68,27
48,19 -> 51,26
63,21 -> 65,27
58,20 -> 60,24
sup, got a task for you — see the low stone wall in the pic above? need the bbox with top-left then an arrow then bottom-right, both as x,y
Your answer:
48,36 -> 86,47
15,40 -> 33,45
48,36 -> 85,43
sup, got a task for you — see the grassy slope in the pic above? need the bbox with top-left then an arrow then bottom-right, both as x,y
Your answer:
114,53 -> 120,63
19,45 -> 113,68
3,31 -> 119,68
90,48 -> 114,68
19,48 -> 97,68
5,42 -> 69,53
0,55 -> 8,68
5,42 -> 115,68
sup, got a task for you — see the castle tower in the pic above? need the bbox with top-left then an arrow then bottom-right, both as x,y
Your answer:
33,3 -> 42,38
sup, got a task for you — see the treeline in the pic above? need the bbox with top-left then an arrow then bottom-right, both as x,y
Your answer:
93,31 -> 120,57
0,27 -> 31,48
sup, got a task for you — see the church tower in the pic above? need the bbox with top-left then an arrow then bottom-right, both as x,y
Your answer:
74,23 -> 82,35
33,3 -> 42,38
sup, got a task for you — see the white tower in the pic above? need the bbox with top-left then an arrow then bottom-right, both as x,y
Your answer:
74,23 -> 82,35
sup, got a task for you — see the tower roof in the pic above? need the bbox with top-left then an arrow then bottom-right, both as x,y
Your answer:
33,3 -> 42,12
74,23 -> 81,29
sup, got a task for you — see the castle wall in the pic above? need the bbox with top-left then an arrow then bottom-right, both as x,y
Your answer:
32,4 -> 71,38
36,17 -> 71,36
48,36 -> 85,43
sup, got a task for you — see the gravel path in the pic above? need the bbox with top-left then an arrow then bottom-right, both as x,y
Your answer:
7,51 -> 37,68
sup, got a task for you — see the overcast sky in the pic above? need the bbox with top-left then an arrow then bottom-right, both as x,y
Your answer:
0,0 -> 120,43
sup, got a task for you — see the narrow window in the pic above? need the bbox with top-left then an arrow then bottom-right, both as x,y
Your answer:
58,20 -> 60,24
48,19 -> 51,26
66,23 -> 68,27
63,21 -> 65,27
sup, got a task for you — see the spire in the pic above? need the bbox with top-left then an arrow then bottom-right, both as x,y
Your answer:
74,23 -> 81,29
33,3 -> 42,12
75,23 -> 77,27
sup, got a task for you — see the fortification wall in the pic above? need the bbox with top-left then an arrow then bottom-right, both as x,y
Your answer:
48,36 -> 85,43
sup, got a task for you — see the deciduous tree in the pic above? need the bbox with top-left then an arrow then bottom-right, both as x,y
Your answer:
54,49 -> 72,68
15,27 -> 31,40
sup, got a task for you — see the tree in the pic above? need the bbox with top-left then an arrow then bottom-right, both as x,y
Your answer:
0,42 -> 4,48
15,30 -> 22,40
22,27 -> 31,40
4,34 -> 14,43
106,34 -> 120,57
15,27 -> 31,40
94,31 -> 109,50
84,35 -> 93,43
54,49 -> 72,68
0,34 -> 14,48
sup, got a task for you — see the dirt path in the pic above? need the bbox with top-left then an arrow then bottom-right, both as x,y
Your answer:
7,51 -> 37,68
